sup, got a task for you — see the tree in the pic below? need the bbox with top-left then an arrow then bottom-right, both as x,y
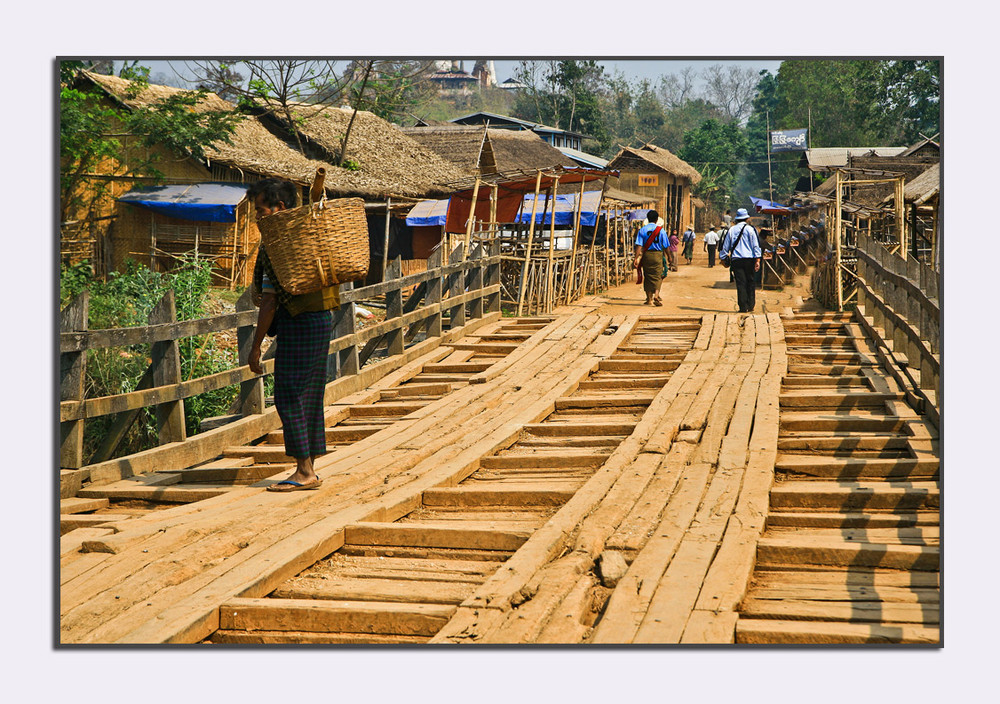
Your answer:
511,60 -> 609,148
702,63 -> 760,124
181,60 -> 346,154
679,118 -> 749,209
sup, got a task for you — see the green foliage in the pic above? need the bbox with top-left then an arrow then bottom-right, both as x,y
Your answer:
62,256 -> 242,460
679,119 -> 749,210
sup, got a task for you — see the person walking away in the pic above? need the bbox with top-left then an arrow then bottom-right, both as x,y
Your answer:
247,178 -> 341,492
633,210 -> 669,306
718,208 -> 762,313
722,209 -> 733,229
667,230 -> 680,271
703,225 -> 721,267
682,226 -> 696,264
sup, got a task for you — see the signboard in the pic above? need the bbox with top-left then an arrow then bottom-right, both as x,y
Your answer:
769,128 -> 808,152
637,174 -> 659,187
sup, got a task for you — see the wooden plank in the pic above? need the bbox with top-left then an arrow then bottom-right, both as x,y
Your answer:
740,598 -> 938,624
421,486 -> 576,507
219,597 -> 454,636
61,514 -> 133,534
344,522 -> 531,552
766,511 -> 937,528
755,537 -> 939,570
77,485 -> 232,504
736,618 -> 939,644
60,497 -> 110,515
769,481 -> 939,511
271,577 -> 472,605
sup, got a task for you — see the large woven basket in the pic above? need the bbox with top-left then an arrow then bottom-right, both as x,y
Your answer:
257,196 -> 369,295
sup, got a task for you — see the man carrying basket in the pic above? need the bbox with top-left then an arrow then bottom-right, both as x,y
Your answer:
247,178 -> 341,492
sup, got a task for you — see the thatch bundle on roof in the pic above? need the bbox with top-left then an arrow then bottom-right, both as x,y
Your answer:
400,125 -> 576,177
82,71 -> 465,199
257,103 -> 467,198
607,144 -> 702,184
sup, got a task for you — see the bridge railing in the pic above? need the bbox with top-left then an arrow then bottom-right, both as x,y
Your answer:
854,230 -> 940,409
59,242 -> 501,469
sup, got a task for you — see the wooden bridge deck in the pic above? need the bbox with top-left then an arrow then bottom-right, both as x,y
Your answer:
59,298 -> 940,644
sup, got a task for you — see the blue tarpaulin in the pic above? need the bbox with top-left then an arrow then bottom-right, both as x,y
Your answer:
517,191 -> 603,227
750,196 -> 793,215
405,198 -> 450,227
407,191 -> 611,229
118,183 -> 249,223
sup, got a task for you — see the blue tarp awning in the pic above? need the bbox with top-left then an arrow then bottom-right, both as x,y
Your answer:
118,183 -> 249,223
750,195 -> 793,215
405,198 -> 450,227
517,191 -> 604,227
408,190 -> 612,229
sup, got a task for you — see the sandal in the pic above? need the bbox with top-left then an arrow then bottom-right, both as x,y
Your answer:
266,479 -> 323,492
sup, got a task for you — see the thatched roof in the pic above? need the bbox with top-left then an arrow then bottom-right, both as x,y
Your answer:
606,144 -> 702,184
81,71 -> 463,199
399,125 -> 576,177
257,103 -> 467,198
901,163 -> 939,205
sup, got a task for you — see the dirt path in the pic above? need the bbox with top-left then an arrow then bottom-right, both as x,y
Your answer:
593,245 -> 821,317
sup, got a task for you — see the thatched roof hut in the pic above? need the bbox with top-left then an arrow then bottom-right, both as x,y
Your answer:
606,144 -> 703,185
605,144 -> 701,234
399,125 -> 576,177
83,71 -> 464,199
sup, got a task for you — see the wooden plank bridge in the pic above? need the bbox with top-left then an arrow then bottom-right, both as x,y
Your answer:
59,241 -> 940,646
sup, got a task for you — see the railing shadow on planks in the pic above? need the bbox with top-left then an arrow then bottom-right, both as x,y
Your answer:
853,230 -> 939,419
59,241 -> 502,474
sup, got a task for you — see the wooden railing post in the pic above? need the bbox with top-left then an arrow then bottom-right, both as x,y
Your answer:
384,257 -> 405,356
60,291 -> 88,468
332,281 -> 358,379
447,243 -> 466,330
485,239 -> 501,314
469,243 -> 485,320
235,288 -> 264,416
425,248 -> 444,338
149,290 -> 186,445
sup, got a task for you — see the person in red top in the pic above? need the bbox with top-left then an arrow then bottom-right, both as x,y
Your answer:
667,230 -> 680,271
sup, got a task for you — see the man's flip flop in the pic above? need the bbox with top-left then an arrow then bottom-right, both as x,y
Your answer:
653,299 -> 663,306
266,479 -> 323,492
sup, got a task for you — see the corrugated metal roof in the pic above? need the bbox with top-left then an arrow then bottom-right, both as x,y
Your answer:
805,147 -> 907,170
558,146 -> 608,168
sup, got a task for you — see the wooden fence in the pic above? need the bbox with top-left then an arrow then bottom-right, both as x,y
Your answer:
59,242 -> 501,469
854,231 -> 940,413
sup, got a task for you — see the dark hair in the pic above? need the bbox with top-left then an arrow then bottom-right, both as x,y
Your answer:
247,178 -> 299,209
726,209 -> 731,214
646,210 -> 659,222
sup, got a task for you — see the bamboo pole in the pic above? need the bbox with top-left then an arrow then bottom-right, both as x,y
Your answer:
565,177 -> 588,303
462,176 -> 481,261
382,197 -> 391,280
896,176 -> 907,261
515,171 -> 544,317
834,170 -> 844,312
545,177 -> 561,313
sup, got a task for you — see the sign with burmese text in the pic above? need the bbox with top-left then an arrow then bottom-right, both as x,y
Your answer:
637,174 -> 659,187
769,129 -> 808,152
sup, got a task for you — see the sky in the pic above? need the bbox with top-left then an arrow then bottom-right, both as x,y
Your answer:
119,58 -> 783,91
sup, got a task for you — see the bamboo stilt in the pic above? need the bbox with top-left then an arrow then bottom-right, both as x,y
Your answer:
545,178 -> 560,313
515,171 -> 544,317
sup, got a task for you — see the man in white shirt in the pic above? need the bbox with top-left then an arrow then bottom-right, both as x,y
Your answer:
718,208 -> 762,313
703,226 -> 721,267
